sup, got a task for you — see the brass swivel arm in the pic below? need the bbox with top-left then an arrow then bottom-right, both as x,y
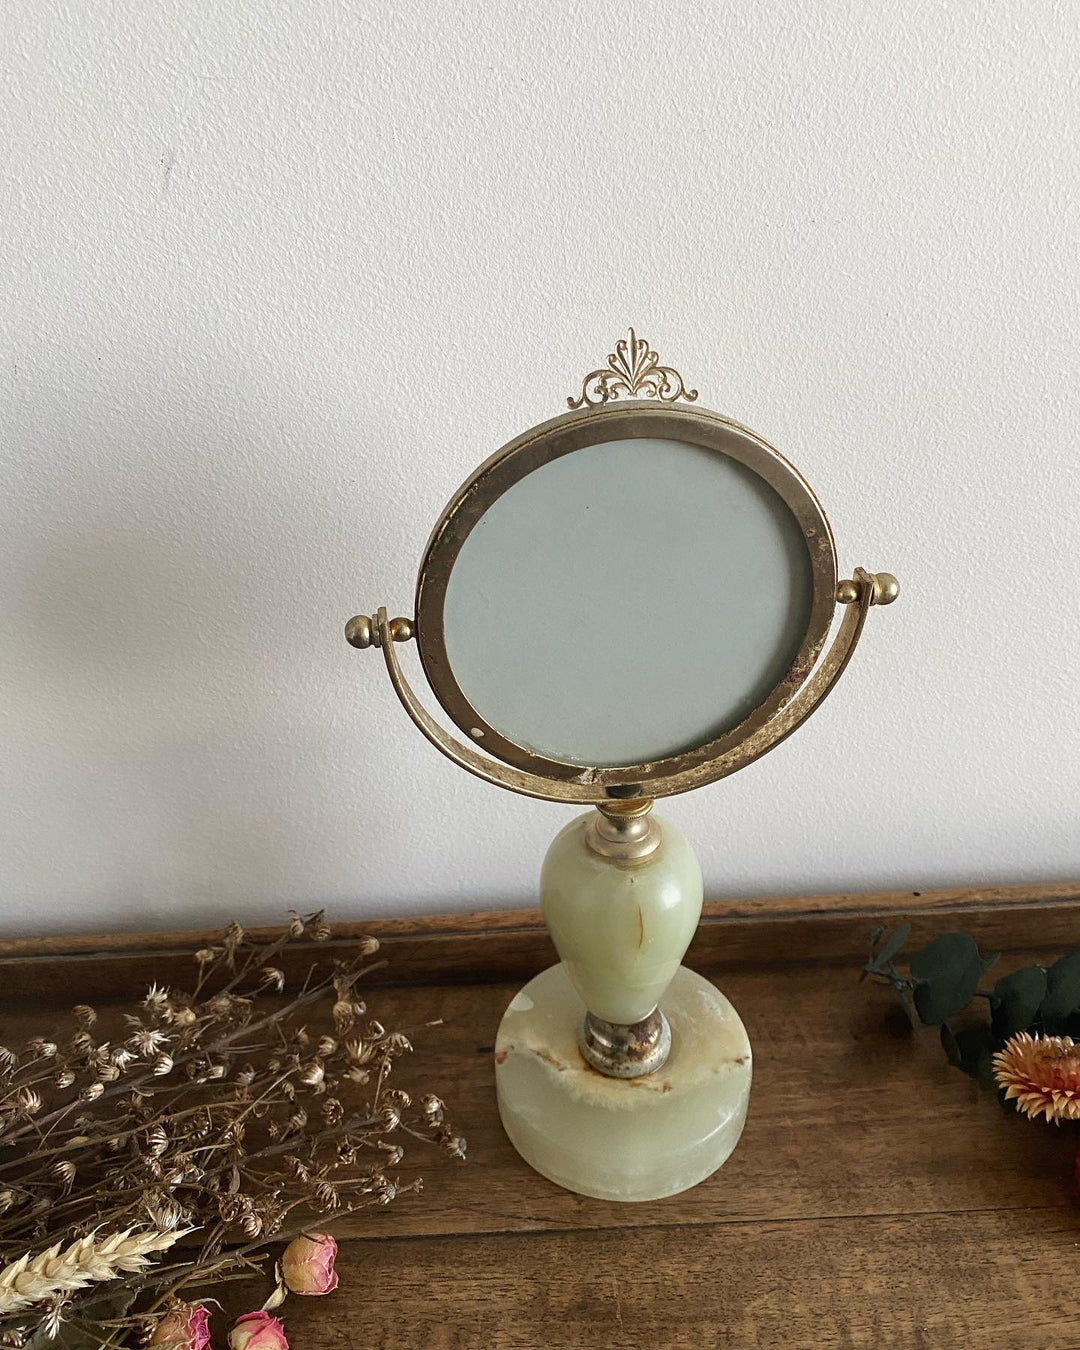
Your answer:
344,568 -> 898,806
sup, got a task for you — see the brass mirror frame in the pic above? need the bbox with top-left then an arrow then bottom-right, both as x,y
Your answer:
412,400 -> 838,792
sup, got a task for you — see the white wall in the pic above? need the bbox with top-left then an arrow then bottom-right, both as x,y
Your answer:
2,1 -> 1077,936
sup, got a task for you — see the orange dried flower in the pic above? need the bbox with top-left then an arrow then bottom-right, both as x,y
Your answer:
992,1031 -> 1080,1122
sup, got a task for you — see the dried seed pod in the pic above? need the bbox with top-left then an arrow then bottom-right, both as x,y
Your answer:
299,1060 -> 325,1089
385,1032 -> 413,1056
98,1063 -> 121,1082
69,1031 -> 95,1059
358,935 -> 380,956
16,1087 -> 43,1113
259,966 -> 286,992
53,1068 -> 76,1089
418,1090 -> 442,1123
379,1105 -> 401,1133
152,1053 -> 174,1077
217,1193 -> 246,1223
316,1036 -> 337,1058
442,1135 -> 467,1160
288,911 -> 306,938
26,1036 -> 58,1060
384,1088 -> 411,1109
321,1097 -> 343,1125
144,984 -> 171,1015
129,1027 -> 168,1057
194,947 -> 218,965
72,1004 -> 97,1029
0,1189 -> 16,1215
0,1045 -> 17,1069
51,1160 -> 77,1194
146,1125 -> 169,1157
313,1180 -> 339,1209
173,1006 -> 197,1027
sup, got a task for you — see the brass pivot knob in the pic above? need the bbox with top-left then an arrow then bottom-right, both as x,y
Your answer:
345,614 -> 415,649
835,572 -> 899,607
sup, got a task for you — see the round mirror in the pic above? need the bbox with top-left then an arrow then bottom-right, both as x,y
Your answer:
415,403 -> 837,786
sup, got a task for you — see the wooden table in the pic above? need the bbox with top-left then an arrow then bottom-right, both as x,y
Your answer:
3,882 -> 1080,1348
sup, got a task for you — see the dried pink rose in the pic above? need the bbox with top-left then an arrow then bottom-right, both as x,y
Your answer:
229,1311 -> 288,1350
281,1232 -> 339,1295
150,1304 -> 211,1350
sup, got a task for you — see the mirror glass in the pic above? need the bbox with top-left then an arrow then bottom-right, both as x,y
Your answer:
441,436 -> 815,767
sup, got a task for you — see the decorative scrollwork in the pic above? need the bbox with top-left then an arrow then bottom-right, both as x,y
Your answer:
567,329 -> 699,409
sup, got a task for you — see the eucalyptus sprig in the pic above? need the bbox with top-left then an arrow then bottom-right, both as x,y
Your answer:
862,923 -> 1080,1090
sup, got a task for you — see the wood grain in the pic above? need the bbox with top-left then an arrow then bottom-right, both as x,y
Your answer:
3,892 -> 1080,1347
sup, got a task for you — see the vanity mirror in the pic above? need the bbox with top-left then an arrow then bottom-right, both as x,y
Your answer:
345,329 -> 897,1200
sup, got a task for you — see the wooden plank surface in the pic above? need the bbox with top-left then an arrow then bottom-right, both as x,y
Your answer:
3,893 -> 1080,1347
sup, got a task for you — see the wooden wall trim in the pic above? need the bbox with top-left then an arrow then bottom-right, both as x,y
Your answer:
0,881 -> 1077,1005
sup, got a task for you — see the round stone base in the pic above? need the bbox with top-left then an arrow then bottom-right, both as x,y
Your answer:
494,962 -> 752,1202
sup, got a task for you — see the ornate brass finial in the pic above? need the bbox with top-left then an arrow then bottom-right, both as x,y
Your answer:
567,328 -> 699,409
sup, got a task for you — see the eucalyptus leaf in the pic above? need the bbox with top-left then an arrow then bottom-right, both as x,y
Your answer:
940,1022 -> 962,1068
951,1024 -> 998,1089
910,932 -> 983,1025
1040,951 -> 1080,1026
991,965 -> 1047,1039
872,922 -> 911,971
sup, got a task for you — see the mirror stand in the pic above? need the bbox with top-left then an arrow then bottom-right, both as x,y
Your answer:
494,800 -> 751,1201
344,330 -> 897,1203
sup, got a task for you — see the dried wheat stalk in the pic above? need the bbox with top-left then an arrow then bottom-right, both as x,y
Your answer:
0,1228 -> 187,1313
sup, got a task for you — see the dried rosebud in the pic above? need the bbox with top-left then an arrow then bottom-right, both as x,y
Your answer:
442,1135 -> 467,1160
282,1232 -> 339,1295
150,1303 -> 211,1350
228,1312 -> 288,1350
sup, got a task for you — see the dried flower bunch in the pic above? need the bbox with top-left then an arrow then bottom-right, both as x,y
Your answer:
0,912 -> 464,1348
